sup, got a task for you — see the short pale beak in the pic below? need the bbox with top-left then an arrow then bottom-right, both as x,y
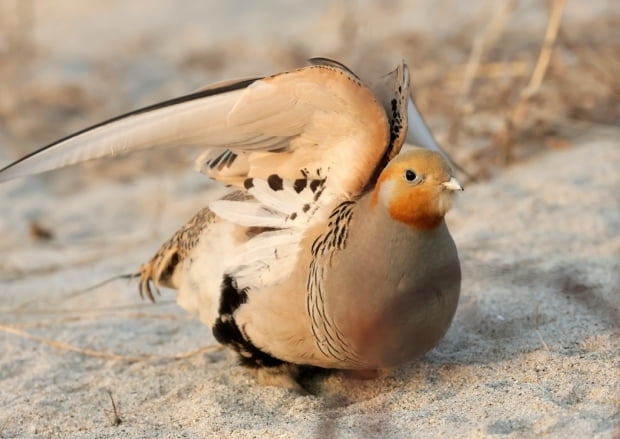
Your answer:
442,176 -> 463,191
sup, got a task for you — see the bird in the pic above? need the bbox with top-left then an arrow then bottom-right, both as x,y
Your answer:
0,58 -> 462,391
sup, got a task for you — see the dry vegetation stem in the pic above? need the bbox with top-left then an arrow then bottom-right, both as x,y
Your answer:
0,323 -> 222,362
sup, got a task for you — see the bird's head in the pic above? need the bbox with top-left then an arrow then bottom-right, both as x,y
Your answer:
371,149 -> 463,230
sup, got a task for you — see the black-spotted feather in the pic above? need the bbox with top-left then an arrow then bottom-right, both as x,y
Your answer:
209,174 -> 328,290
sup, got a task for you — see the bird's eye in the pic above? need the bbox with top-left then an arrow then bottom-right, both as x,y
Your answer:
404,169 -> 417,182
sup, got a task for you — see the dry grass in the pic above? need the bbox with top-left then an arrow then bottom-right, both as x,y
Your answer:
400,3 -> 619,180
0,274 -> 222,362
0,323 -> 222,362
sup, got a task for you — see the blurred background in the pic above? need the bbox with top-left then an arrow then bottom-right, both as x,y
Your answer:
0,0 -> 618,186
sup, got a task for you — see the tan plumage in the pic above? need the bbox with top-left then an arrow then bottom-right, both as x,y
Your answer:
0,58 -> 462,391
135,149 -> 462,391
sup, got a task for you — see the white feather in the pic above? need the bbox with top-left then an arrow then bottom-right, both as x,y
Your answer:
210,173 -> 331,290
228,229 -> 300,290
209,200 -> 288,229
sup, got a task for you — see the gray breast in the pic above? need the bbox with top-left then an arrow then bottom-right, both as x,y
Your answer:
319,210 -> 461,368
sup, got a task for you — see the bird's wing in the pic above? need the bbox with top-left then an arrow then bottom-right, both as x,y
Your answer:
0,77 -> 256,182
405,98 -> 452,163
0,58 -> 416,293
203,60 -> 411,290
209,173 -> 329,290
0,60 -> 411,199
405,90 -> 470,178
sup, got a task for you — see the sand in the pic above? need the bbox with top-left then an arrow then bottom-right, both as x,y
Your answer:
0,1 -> 618,438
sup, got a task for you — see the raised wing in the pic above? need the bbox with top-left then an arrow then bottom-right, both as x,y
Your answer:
201,58 -> 412,192
0,78 -> 255,181
0,60 -> 411,198
307,57 -> 455,168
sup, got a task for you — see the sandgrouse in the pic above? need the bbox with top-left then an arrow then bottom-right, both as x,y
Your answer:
0,58 -> 462,391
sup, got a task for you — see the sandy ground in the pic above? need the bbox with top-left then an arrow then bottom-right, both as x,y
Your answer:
0,1 -> 619,438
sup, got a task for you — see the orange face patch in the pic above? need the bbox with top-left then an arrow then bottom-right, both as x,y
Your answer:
370,149 -> 454,230
387,184 -> 444,230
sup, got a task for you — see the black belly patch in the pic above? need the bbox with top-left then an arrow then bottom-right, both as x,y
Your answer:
212,275 -> 284,368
